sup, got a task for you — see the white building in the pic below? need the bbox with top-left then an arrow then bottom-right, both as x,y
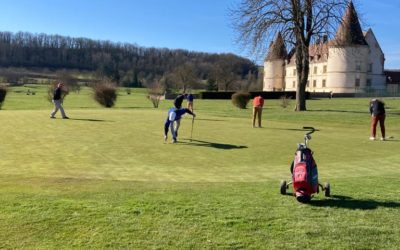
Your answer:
263,2 -> 386,94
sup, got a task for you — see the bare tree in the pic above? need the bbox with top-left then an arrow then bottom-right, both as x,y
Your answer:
233,0 -> 350,111
171,63 -> 198,92
211,58 -> 241,91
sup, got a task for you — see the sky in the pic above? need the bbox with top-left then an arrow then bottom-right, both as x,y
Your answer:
0,0 -> 399,68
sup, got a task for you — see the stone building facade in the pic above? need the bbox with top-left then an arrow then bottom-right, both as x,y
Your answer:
263,2 -> 386,94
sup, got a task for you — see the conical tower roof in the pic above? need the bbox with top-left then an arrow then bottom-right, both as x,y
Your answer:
265,33 -> 287,61
333,1 -> 367,46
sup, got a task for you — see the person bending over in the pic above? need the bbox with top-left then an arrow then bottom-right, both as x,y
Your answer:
164,107 -> 195,143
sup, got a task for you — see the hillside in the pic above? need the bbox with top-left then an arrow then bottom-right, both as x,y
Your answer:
0,31 -> 260,91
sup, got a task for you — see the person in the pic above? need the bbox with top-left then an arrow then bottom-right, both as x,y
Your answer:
252,95 -> 264,128
173,93 -> 187,109
369,98 -> 385,140
164,107 -> 195,143
50,82 -> 69,119
187,93 -> 194,112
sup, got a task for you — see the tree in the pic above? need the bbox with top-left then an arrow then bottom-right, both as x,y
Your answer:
212,59 -> 240,91
233,0 -> 349,111
171,63 -> 198,92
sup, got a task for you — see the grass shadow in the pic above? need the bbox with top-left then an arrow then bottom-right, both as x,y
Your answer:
308,109 -> 368,114
269,127 -> 321,132
178,139 -> 248,150
68,118 -> 114,122
309,195 -> 400,210
194,118 -> 226,122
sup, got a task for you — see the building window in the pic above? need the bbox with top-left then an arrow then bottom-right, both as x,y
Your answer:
355,78 -> 361,87
293,81 -> 296,88
322,79 -> 326,88
293,69 -> 296,76
313,66 -> 318,74
323,65 -> 327,73
307,80 -> 310,87
356,61 -> 361,71
313,80 -> 317,88
368,63 -> 373,72
366,79 -> 372,87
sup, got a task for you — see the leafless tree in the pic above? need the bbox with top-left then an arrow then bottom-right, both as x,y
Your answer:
171,63 -> 198,92
232,0 -> 350,111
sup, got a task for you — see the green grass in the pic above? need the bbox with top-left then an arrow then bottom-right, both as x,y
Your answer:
1,85 -> 400,249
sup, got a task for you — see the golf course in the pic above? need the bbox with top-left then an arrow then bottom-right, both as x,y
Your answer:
1,85 -> 400,249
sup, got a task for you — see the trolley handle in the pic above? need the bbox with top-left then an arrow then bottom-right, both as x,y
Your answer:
303,126 -> 315,136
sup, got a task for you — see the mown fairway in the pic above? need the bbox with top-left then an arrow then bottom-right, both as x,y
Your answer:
1,86 -> 400,249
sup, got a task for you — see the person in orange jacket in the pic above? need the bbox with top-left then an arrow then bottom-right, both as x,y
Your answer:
252,95 -> 264,128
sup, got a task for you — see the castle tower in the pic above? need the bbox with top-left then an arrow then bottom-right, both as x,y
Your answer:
263,33 -> 287,91
327,1 -> 369,93
364,28 -> 386,91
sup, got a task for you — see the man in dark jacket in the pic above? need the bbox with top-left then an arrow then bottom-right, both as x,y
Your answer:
173,93 -> 187,109
50,82 -> 69,119
369,98 -> 385,140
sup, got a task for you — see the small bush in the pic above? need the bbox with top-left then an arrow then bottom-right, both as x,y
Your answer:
232,92 -> 251,109
147,94 -> 163,108
126,88 -> 132,95
93,83 -> 117,108
280,95 -> 292,108
147,82 -> 165,108
0,85 -> 8,109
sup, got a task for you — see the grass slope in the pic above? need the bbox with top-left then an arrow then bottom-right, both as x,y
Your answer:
0,86 -> 400,249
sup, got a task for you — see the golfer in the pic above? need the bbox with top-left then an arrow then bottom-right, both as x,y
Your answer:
164,107 -> 195,143
50,82 -> 69,119
369,98 -> 386,140
252,95 -> 264,128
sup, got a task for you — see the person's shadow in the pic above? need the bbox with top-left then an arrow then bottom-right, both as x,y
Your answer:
177,139 -> 247,150
67,118 -> 113,122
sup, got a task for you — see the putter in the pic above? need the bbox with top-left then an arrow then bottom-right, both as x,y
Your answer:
190,116 -> 194,142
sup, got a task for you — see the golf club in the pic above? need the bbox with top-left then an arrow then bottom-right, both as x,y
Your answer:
190,116 -> 195,142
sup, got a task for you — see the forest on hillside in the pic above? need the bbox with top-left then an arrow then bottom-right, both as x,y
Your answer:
0,31 -> 261,91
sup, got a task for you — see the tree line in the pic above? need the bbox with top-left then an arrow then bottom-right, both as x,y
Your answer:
0,31 -> 260,91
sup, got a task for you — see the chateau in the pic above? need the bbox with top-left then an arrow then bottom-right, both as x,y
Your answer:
263,2 -> 387,94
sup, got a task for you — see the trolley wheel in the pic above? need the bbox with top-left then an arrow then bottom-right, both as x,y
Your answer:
324,182 -> 331,197
280,180 -> 287,195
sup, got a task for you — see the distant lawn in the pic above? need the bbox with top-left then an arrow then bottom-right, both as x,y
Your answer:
1,86 -> 400,248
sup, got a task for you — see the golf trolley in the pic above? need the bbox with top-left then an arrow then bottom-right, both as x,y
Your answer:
280,127 -> 330,203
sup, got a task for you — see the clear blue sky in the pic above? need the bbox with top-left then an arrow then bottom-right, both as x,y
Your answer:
0,0 -> 399,68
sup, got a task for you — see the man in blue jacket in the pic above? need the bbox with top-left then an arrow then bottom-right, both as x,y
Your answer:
164,107 -> 195,143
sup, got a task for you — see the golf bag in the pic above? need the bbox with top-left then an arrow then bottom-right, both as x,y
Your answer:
280,127 -> 330,203
291,146 -> 318,202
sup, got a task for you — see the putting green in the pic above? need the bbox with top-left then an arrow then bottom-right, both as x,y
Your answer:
1,87 -> 399,248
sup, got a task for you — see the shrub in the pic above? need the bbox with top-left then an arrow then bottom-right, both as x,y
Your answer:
232,92 -> 251,109
280,95 -> 292,108
0,85 -> 8,109
93,83 -> 117,108
147,94 -> 163,108
47,83 -> 69,103
147,82 -> 165,108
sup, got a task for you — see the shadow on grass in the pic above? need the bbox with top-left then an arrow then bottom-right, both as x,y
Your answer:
178,139 -> 248,150
68,118 -> 113,122
308,109 -> 368,114
309,195 -> 400,210
194,118 -> 226,122
269,127 -> 321,132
